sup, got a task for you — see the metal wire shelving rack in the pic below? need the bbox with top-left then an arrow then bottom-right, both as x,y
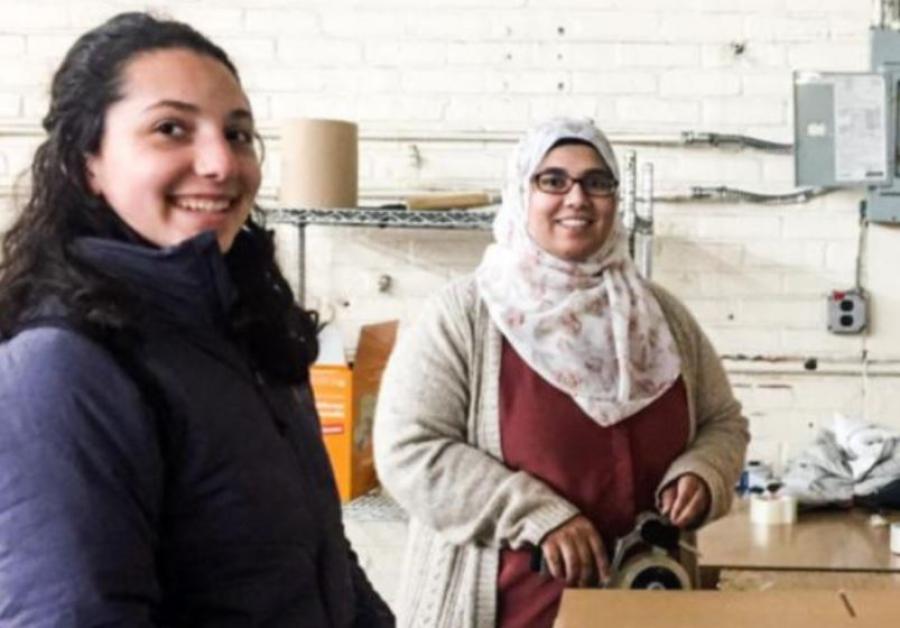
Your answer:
264,207 -> 495,230
261,207 -> 496,302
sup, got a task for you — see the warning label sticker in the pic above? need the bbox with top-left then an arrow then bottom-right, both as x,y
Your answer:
832,74 -> 888,183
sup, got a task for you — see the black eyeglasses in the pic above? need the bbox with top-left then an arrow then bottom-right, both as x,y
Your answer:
532,168 -> 618,198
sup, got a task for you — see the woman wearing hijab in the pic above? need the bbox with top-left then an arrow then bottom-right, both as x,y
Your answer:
374,117 -> 748,628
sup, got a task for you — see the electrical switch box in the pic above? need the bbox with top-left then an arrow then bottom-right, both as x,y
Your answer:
866,28 -> 900,222
826,289 -> 868,335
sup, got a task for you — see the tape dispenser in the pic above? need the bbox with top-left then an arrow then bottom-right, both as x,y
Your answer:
606,511 -> 692,590
530,511 -> 693,589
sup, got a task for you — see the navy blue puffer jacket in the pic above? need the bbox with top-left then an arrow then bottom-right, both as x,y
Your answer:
0,232 -> 393,627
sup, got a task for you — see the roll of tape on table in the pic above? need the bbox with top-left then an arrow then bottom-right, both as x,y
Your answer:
891,522 -> 900,555
750,495 -> 797,525
780,495 -> 797,524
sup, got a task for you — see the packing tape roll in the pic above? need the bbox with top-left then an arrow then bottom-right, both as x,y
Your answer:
611,553 -> 692,590
891,522 -> 900,555
750,494 -> 797,525
280,118 -> 358,208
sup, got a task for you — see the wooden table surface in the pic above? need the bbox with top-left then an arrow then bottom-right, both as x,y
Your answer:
697,499 -> 900,572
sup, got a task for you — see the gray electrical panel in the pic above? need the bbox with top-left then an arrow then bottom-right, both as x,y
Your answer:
794,72 -> 889,188
793,28 -> 900,223
867,28 -> 900,222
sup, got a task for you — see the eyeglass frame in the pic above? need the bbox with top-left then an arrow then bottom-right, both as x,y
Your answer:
530,168 -> 619,198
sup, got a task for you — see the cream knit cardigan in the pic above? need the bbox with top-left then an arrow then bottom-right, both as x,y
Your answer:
374,276 -> 749,628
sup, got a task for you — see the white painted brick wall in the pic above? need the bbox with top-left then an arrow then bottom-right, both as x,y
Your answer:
619,44 -> 700,67
738,299 -> 822,328
744,16 -> 831,42
0,35 -> 26,56
561,12 -> 663,42
168,6 -> 245,33
403,13 -> 493,39
664,153 -> 764,183
616,98 -> 701,124
1,0 -> 898,477
0,94 -> 20,118
277,38 -> 363,65
402,69 -> 486,94
660,14 -> 746,43
22,94 -> 50,119
742,241 -> 826,270
782,270 -> 850,296
660,71 -> 742,97
741,73 -> 792,96
25,34 -> 80,58
702,42 -> 787,68
244,8 -> 319,35
365,42 -> 447,67
703,97 -> 788,126
2,2 -> 70,30
696,212 -> 782,240
572,71 -> 656,95
861,224 -> 900,358
787,42 -> 868,71
782,209 -> 860,240
321,10 -> 407,38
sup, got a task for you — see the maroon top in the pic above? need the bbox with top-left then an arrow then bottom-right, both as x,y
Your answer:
496,339 -> 689,628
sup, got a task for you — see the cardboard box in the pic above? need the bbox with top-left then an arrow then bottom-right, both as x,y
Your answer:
553,589 -> 900,628
310,321 -> 398,502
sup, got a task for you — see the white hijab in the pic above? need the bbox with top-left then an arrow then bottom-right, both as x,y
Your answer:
475,117 -> 681,427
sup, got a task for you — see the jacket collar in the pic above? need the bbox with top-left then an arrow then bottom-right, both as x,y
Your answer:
70,230 -> 238,331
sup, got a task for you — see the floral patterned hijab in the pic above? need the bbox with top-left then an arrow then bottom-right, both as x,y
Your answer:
475,117 -> 681,427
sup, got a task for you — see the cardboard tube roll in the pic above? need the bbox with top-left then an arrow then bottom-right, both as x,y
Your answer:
280,118 -> 358,209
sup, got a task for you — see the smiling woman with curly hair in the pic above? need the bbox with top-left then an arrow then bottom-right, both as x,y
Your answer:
0,12 -> 392,627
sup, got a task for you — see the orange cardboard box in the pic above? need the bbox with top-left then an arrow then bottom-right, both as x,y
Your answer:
310,321 -> 398,502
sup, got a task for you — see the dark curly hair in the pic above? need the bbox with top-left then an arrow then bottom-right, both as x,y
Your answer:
0,12 -> 318,382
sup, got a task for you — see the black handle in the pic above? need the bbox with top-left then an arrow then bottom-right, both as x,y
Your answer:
639,518 -> 680,551
530,545 -> 547,574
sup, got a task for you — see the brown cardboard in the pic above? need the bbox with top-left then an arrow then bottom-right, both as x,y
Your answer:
405,191 -> 494,210
280,118 -> 358,208
552,589 -> 900,628
350,320 -> 398,499
310,321 -> 397,502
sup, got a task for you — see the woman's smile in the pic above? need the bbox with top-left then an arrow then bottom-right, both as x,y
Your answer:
170,195 -> 236,213
554,215 -> 596,230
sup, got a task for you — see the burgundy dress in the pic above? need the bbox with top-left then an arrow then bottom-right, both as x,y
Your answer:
496,339 -> 690,628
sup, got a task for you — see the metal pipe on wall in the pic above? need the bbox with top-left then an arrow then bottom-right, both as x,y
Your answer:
0,122 -> 793,153
1,182 -> 837,208
621,151 -> 638,261
637,162 -> 654,279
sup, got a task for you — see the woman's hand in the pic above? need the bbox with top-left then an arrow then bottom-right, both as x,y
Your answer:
658,472 -> 710,529
540,515 -> 610,587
